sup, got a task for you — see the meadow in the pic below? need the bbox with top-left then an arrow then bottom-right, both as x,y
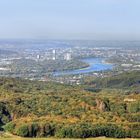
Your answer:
0,132 -> 139,140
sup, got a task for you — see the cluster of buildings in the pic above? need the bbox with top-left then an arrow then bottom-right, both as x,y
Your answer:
0,40 -> 140,84
25,49 -> 72,61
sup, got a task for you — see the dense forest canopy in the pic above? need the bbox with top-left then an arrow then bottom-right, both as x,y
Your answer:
0,71 -> 139,138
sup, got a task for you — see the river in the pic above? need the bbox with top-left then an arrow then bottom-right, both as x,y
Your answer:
54,58 -> 113,76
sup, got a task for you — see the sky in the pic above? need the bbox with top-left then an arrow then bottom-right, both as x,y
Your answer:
0,0 -> 140,40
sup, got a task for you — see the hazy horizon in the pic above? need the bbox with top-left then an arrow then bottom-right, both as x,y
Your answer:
0,0 -> 140,40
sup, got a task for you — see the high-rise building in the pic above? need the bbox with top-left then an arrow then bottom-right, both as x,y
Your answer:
37,54 -> 41,59
64,53 -> 71,61
52,49 -> 56,60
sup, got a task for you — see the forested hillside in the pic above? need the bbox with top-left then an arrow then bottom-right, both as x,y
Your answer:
84,71 -> 140,90
0,73 -> 139,138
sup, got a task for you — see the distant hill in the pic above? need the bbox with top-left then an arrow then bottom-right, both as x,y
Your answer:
84,71 -> 140,90
0,49 -> 18,55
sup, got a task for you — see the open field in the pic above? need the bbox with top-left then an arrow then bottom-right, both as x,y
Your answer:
0,132 -> 139,140
0,138 -> 140,140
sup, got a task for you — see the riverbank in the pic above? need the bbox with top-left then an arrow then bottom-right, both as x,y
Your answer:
54,58 -> 113,76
